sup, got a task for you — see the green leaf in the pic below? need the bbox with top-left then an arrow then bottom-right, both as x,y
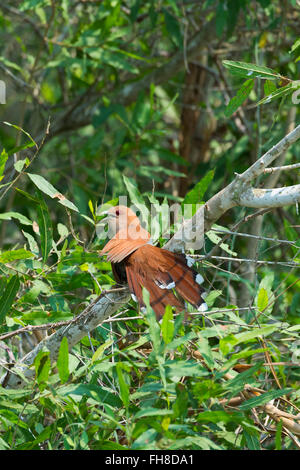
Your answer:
122,175 -> 148,226
116,363 -> 129,408
34,350 -> 51,388
132,91 -> 151,130
173,383 -> 188,419
2,121 -> 38,148
183,170 -> 215,205
14,157 -> 30,172
224,79 -> 254,117
15,188 -> 40,203
206,229 -> 237,257
164,9 -> 183,49
8,143 -> 34,158
290,38 -> 300,53
143,289 -> 161,355
99,441 -> 128,450
161,305 -> 174,345
27,173 -> 79,212
223,362 -> 263,393
264,80 -> 277,97
59,383 -> 122,407
168,436 -> 221,450
239,388 -> 292,410
88,49 -> 139,74
0,149 -> 8,182
0,275 -> 20,325
0,57 -> 22,72
19,0 -> 50,12
123,175 -> 144,206
134,407 -> 173,418
220,325 -> 279,355
91,339 -> 113,363
57,223 -> 69,239
223,60 -> 281,80
243,430 -> 261,450
257,287 -> 268,312
257,82 -> 299,105
0,211 -> 32,226
37,198 -> 53,264
196,336 -> 215,369
255,272 -> 274,315
22,231 -> 39,256
196,410 -> 243,424
57,337 -> 69,384
0,249 -> 34,263
204,290 -> 222,307
275,419 -> 283,450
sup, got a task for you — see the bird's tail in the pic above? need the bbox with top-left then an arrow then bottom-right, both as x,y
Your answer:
125,250 -> 208,318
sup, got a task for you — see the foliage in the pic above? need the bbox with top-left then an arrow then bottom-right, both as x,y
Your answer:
0,0 -> 299,450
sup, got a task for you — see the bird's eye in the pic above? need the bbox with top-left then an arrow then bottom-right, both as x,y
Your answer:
115,210 -> 120,216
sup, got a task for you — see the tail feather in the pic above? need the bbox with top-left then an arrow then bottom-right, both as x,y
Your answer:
166,260 -> 206,310
156,250 -> 207,311
126,265 -> 144,305
126,264 -> 184,318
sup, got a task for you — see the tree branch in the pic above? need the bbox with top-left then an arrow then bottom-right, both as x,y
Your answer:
239,184 -> 300,208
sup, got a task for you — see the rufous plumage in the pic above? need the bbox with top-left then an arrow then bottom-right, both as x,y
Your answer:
100,205 -> 208,318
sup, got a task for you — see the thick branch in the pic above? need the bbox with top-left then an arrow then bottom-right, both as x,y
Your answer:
239,184 -> 300,208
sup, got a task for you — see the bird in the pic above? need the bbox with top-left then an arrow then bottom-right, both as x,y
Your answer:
100,205 -> 208,319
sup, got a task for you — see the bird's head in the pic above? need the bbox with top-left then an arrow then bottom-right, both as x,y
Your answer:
101,205 -> 145,239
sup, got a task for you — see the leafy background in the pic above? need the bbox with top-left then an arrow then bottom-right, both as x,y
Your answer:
0,0 -> 299,450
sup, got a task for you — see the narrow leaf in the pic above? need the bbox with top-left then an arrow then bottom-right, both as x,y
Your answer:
116,363 -> 129,408
183,170 -> 215,205
239,388 -> 292,410
223,60 -> 281,80
0,275 -> 20,325
57,337 -> 69,384
275,419 -> 283,450
257,82 -> 298,105
257,287 -> 268,312
0,211 -> 32,225
0,149 -> 8,182
2,121 -> 38,149
0,249 -> 34,263
28,173 -> 79,212
224,79 -> 254,117
37,199 -> 53,263
34,351 -> 51,388
243,430 -> 261,450
164,9 -> 183,49
91,339 -> 113,363
161,305 -> 174,345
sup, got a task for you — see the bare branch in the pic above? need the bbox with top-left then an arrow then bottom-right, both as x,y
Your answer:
239,184 -> 300,208
264,162 -> 300,173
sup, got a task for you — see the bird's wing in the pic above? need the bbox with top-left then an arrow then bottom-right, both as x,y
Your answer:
100,228 -> 150,263
125,245 -> 208,318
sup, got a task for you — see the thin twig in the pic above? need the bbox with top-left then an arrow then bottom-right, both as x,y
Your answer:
264,162 -> 300,173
